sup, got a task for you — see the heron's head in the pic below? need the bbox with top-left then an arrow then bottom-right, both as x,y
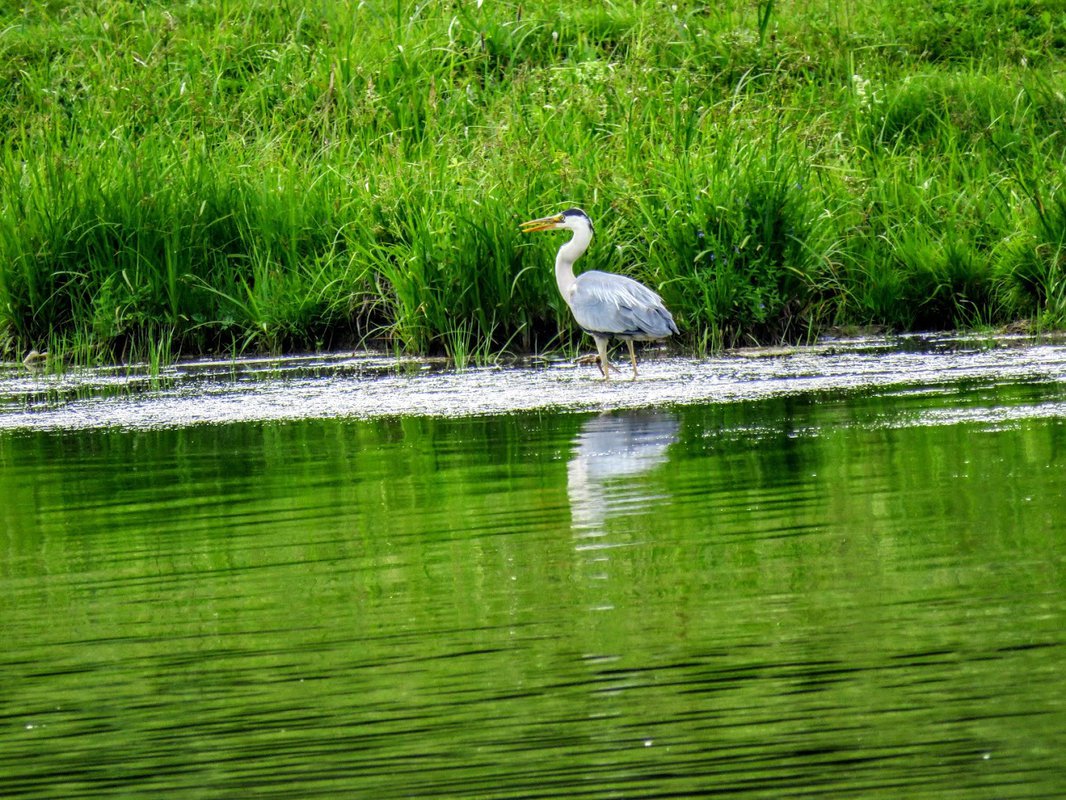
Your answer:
520,207 -> 594,236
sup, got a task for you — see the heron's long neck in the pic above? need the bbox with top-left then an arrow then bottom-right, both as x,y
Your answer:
555,226 -> 592,298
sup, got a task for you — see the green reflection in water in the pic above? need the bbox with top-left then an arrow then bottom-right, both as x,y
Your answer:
1,387 -> 1064,799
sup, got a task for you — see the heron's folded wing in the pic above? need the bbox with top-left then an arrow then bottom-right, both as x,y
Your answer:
568,271 -> 677,337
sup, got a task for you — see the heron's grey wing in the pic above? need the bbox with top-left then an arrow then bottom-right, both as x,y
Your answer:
567,271 -> 678,337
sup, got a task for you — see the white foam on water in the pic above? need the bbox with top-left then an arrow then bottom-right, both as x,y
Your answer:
1,336 -> 1064,432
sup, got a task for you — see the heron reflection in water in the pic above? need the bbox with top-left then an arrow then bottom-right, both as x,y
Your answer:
520,208 -> 678,380
567,410 -> 680,535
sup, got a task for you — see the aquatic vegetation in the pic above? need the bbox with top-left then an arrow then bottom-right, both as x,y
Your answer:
0,0 -> 1063,362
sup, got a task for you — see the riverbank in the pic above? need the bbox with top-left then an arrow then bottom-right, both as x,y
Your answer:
2,1 -> 1063,365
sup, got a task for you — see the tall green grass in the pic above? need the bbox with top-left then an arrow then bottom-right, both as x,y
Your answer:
1,0 -> 1064,364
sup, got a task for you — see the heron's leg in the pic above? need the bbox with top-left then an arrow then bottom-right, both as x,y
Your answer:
627,340 -> 638,380
594,336 -> 611,381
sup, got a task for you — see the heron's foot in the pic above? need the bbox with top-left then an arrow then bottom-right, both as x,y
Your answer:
575,352 -> 619,379
598,358 -> 624,379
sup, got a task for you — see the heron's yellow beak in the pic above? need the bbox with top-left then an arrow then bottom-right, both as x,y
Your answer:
519,214 -> 564,233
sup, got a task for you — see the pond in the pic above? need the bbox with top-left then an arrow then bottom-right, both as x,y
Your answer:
1,336 -> 1065,798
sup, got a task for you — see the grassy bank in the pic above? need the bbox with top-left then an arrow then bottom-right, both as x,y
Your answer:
1,0 -> 1064,364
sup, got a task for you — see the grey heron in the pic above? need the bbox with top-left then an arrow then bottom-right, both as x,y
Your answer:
520,208 -> 677,380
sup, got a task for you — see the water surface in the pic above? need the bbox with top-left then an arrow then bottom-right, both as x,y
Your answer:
1,337 -> 1064,798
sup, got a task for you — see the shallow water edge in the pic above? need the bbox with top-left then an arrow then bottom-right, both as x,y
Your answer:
1,334 -> 1065,432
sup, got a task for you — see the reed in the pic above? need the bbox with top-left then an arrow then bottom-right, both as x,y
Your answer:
1,0 -> 1063,364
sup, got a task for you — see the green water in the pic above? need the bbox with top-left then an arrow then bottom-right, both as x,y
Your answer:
1,387 -> 1064,798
